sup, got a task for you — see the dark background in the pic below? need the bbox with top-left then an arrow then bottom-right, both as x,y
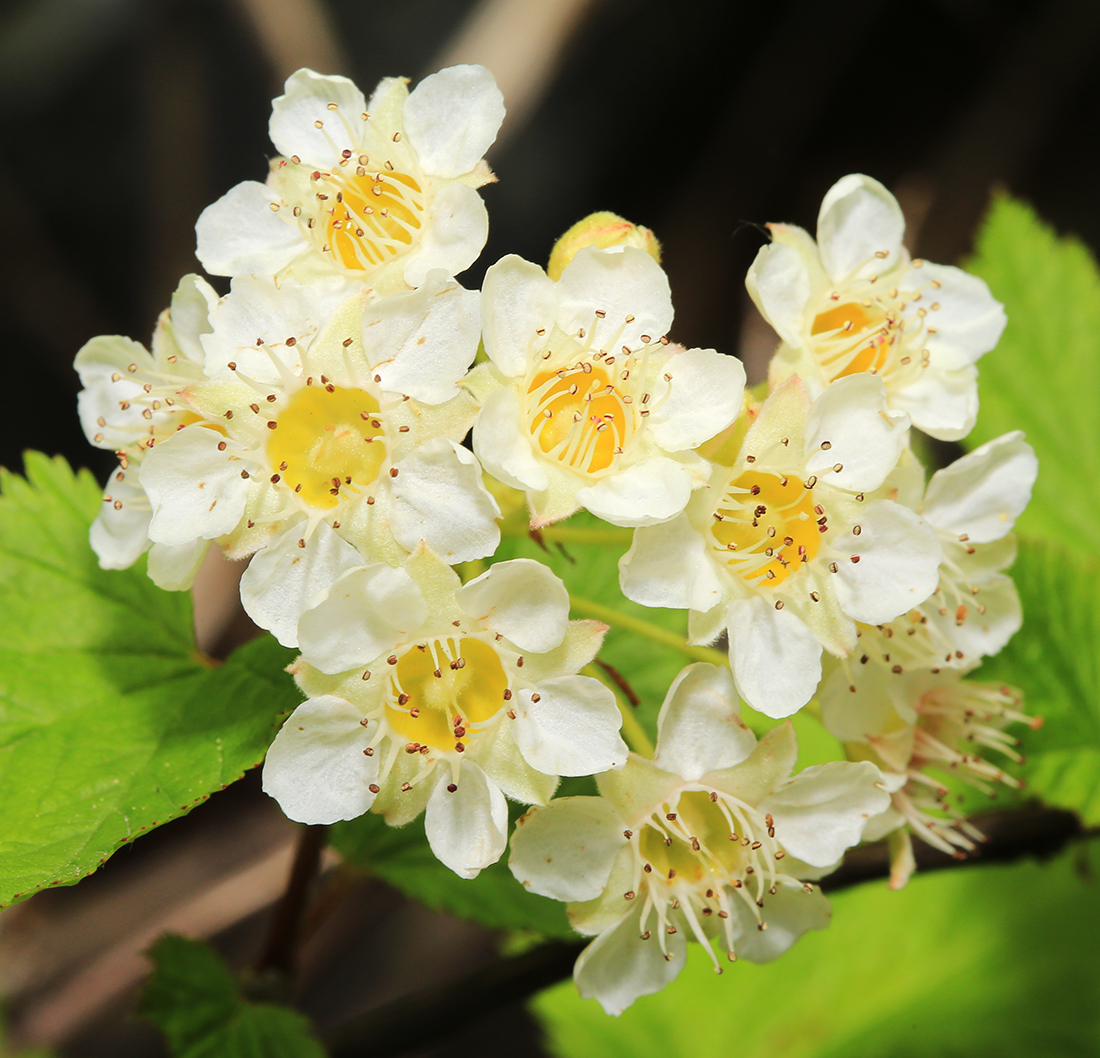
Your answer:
0,0 -> 1097,1054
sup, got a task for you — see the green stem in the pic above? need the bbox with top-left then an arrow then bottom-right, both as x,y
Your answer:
569,594 -> 729,667
583,664 -> 655,757
500,524 -> 633,547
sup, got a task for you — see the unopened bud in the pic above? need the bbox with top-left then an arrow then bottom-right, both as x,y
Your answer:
547,211 -> 661,280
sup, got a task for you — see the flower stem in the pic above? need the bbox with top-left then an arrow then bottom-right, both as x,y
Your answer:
500,523 -> 633,547
583,664 -> 655,758
569,594 -> 729,667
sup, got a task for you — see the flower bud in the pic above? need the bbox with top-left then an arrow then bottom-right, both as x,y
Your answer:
547,211 -> 661,280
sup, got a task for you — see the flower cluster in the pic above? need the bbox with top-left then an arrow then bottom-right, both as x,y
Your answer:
74,68 -> 1036,1013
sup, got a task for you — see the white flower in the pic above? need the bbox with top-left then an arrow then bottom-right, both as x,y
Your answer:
468,246 -> 746,527
747,174 -> 1006,441
262,547 -> 628,878
196,66 -> 504,292
619,374 -> 942,719
509,663 -> 889,1014
75,274 -> 220,589
825,431 -> 1037,704
823,667 -> 1035,884
136,272 -> 500,645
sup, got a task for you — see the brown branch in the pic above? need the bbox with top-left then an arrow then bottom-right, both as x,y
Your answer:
248,824 -> 328,999
324,805 -> 1088,1058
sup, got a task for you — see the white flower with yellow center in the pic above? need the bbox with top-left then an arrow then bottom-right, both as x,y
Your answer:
263,548 -> 628,878
467,246 -> 746,527
75,274 -> 220,590
821,667 -> 1036,886
833,431 -> 1037,695
509,663 -> 889,1014
136,272 -> 500,645
196,66 -> 504,293
620,374 -> 942,719
747,174 -> 1006,441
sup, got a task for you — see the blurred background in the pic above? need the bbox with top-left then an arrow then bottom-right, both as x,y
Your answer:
0,0 -> 1098,1053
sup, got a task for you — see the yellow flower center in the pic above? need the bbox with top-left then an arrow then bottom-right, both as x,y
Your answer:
385,637 -> 509,753
639,791 -> 744,885
709,470 -> 821,587
811,301 -> 893,378
267,384 -> 386,509
526,363 -> 637,475
282,160 -> 426,273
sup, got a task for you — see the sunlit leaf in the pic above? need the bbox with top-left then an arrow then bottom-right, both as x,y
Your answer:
0,453 -> 299,907
967,195 -> 1100,558
534,842 -> 1100,1057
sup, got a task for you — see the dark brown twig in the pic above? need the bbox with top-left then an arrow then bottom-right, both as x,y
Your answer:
250,823 -> 329,993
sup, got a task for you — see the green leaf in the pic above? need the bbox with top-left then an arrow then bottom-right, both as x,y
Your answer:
534,841 -> 1100,1058
978,538 -> 1100,823
330,800 -> 574,939
139,935 -> 325,1058
967,195 -> 1100,558
0,453 -> 301,907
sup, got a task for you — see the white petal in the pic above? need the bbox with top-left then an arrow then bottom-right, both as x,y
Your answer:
557,247 -> 674,351
645,348 -> 746,453
481,255 -> 559,378
654,664 -> 756,780
424,762 -> 508,878
576,457 -> 693,528
730,881 -> 831,963
473,388 -> 549,492
262,696 -> 378,824
575,905 -> 686,1015
726,596 -> 822,719
618,513 -> 725,612
297,563 -> 427,674
832,500 -> 942,625
456,558 -> 568,652
362,273 -> 480,402
139,428 -> 251,546
745,239 -> 813,347
925,569 -> 1021,663
567,845 -> 638,937
90,467 -> 151,569
403,64 -> 504,178
760,761 -> 890,867
816,174 -> 905,282
509,796 -> 625,902
240,521 -> 363,647
911,262 -> 1006,367
389,439 -> 501,563
201,275 -> 342,381
147,539 -> 209,591
922,431 -> 1037,542
403,183 -> 489,287
166,274 -> 218,364
891,364 -> 979,442
269,69 -> 367,166
474,720 -> 558,805
804,374 -> 909,492
512,677 -> 628,777
195,181 -> 305,277
75,336 -> 155,449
